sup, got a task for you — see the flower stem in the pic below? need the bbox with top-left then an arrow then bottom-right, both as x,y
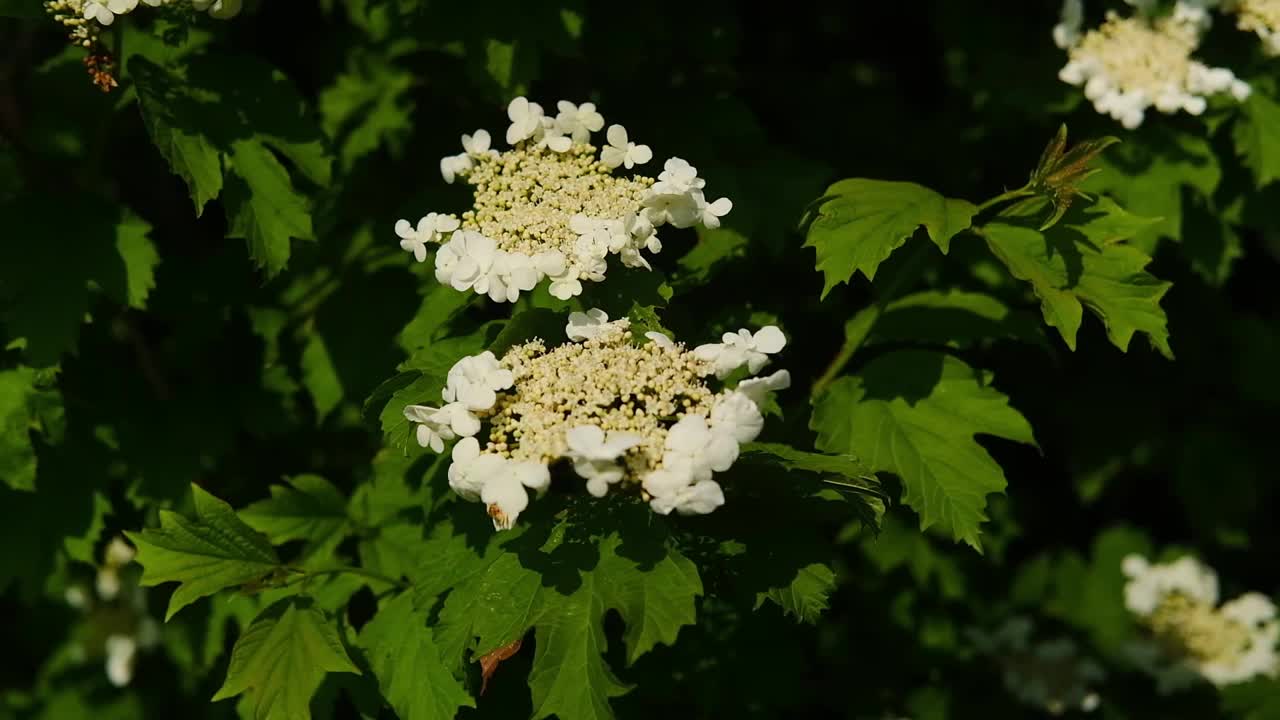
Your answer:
810,243 -> 931,399
976,186 -> 1034,213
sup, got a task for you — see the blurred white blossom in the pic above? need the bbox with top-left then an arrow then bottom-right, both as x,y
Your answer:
1123,553 -> 1279,690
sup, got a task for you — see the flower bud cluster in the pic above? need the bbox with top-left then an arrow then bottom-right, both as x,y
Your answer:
402,310 -> 790,529
967,617 -> 1104,716
1122,553 -> 1279,690
394,98 -> 733,303
1228,0 -> 1280,54
1053,0 -> 1250,129
63,537 -> 160,688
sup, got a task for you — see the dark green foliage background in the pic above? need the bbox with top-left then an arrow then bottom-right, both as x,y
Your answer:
2,0 -> 1279,718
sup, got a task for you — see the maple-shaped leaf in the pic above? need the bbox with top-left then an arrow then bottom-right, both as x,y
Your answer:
127,484 -> 282,620
1081,124 -> 1220,253
755,563 -> 836,624
738,442 -> 886,525
240,475 -> 348,546
1234,82 -> 1280,189
801,179 -> 977,296
358,591 -> 474,720
811,351 -> 1037,550
982,196 -> 1173,358
213,599 -> 360,720
427,519 -> 702,720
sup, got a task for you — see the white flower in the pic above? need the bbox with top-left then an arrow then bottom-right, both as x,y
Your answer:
511,460 -> 552,493
536,117 -> 573,153
600,124 -> 653,169
570,214 -> 612,259
577,253 -> 608,282
1054,0 -> 1084,48
435,230 -> 497,292
650,479 -> 725,516
710,391 -> 764,443
1122,554 -> 1219,617
479,459 -> 551,530
506,97 -> 545,145
462,129 -> 494,156
642,466 -> 692,498
104,537 -> 136,567
1211,593 -> 1280,684
693,326 -> 787,379
96,568 -> 122,601
737,369 -> 791,407
83,1 -> 116,24
698,194 -> 733,229
485,251 -> 540,303
566,308 -> 611,341
555,101 -> 605,143
65,586 -> 89,609
533,250 -> 567,277
644,331 -> 675,349
654,157 -> 705,194
481,472 -> 528,530
105,635 -> 137,687
396,212 -> 459,263
404,402 -> 480,452
564,425 -> 642,497
443,351 -> 514,411
447,437 -> 507,501
662,415 -> 739,483
547,265 -> 584,300
440,153 -> 473,184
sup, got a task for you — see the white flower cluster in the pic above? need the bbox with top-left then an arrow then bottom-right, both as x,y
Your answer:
1122,553 -> 1279,691
394,97 -> 732,303
1227,0 -> 1280,54
76,0 -> 240,26
967,617 -> 1104,716
63,537 -> 160,688
1053,0 -> 1250,129
402,310 -> 789,529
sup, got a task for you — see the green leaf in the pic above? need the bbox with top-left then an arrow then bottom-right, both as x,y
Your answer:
224,141 -> 315,277
486,309 -> 565,355
213,599 -> 360,720
983,197 -> 1173,358
397,284 -> 476,354
755,562 -> 835,624
320,48 -> 415,170
131,57 -> 224,214
1083,126 -> 1220,252
432,524 -> 701,720
1222,679 -> 1280,720
300,335 -> 343,421
369,325 -> 497,451
739,442 -> 885,513
811,351 -> 1036,549
240,475 -> 349,546
0,368 -> 38,491
112,216 -> 162,309
673,227 -> 749,291
359,592 -> 475,720
869,289 -> 1047,349
1234,85 -> 1280,189
127,484 -> 281,620
0,197 -> 160,365
802,179 -> 977,295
